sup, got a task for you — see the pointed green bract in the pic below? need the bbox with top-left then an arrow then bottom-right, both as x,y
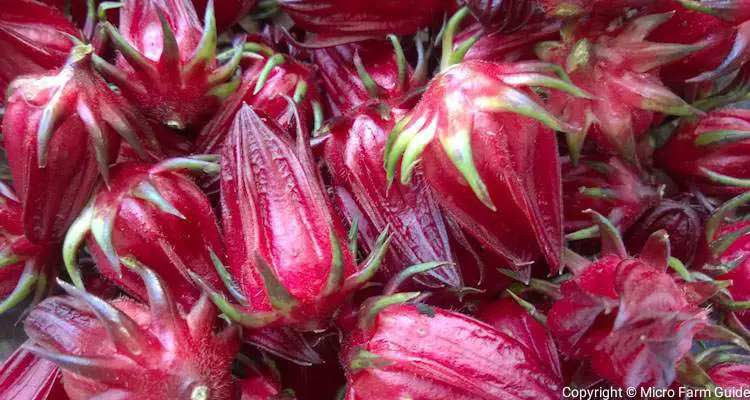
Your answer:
254,253 -> 299,313
209,249 -> 246,303
384,115 -> 423,186
702,167 -> 750,188
132,180 -> 186,219
348,215 -> 360,257
705,192 -> 750,243
0,263 -> 38,315
153,155 -> 220,174
63,201 -> 95,289
185,0 -> 217,77
400,118 -> 437,184
343,228 -> 391,293
58,279 -> 149,358
324,229 -> 345,296
383,261 -> 454,295
254,54 -> 286,95
349,348 -> 394,371
695,130 -> 750,146
438,125 -> 496,211
359,292 -> 420,332
474,85 -> 579,134
156,10 -> 180,77
188,270 -> 278,328
585,210 -> 627,258
91,206 -> 119,274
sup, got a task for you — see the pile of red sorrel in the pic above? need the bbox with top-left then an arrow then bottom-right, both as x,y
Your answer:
2,0 -> 750,398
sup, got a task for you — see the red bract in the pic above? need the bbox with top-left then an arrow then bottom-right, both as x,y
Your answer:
3,44 -> 151,244
562,156 -> 660,233
0,0 -> 79,100
200,105 -> 386,330
626,195 -> 706,266
193,0 -> 257,32
384,60 -> 588,274
62,156 -> 227,311
0,341 -> 66,400
342,299 -> 563,399
95,0 -> 243,129
538,13 -> 701,162
458,0 -> 534,29
549,214 -> 709,388
277,0 -> 446,37
323,105 -> 461,288
311,39 -> 417,115
195,48 -> 320,154
475,297 -> 563,382
0,182 -> 56,314
537,0 -> 657,18
24,269 -> 241,400
657,108 -> 750,196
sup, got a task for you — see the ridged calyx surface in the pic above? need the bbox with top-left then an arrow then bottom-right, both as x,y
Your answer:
342,299 -> 563,399
198,105 -> 387,330
323,105 -> 461,288
63,156 -> 227,311
0,340 -> 66,400
25,268 -> 240,400
3,44 -> 152,244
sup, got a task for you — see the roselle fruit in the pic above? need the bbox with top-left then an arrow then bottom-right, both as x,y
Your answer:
62,156 -> 227,311
537,12 -> 702,161
385,58 -> 590,274
562,156 -> 660,233
549,213 -> 712,388
95,0 -> 243,129
323,105 -> 460,288
0,0 -> 79,100
198,105 -> 386,330
277,0 -> 446,37
25,268 -> 241,400
3,44 -> 151,245
657,108 -> 750,197
311,39 -> 417,115
626,195 -> 706,265
0,341 -> 66,400
342,297 -> 563,399
195,46 -> 320,154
